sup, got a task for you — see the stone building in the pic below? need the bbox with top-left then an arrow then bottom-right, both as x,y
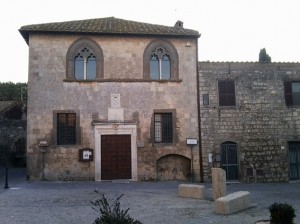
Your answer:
199,62 -> 300,182
19,17 -> 201,181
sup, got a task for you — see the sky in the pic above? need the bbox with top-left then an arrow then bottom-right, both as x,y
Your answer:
1,0 -> 300,83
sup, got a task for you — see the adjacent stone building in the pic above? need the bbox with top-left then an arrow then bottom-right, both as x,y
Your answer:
19,17 -> 201,181
199,62 -> 300,182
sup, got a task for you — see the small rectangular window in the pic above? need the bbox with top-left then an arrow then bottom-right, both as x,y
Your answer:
284,81 -> 300,106
154,113 -> 173,143
203,94 -> 209,106
57,113 -> 76,145
218,80 -> 236,106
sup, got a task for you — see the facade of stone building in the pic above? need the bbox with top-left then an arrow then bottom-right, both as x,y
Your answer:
19,17 -> 201,181
199,62 -> 300,182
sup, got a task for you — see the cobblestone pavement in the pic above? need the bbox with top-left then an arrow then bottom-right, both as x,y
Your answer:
0,168 -> 299,224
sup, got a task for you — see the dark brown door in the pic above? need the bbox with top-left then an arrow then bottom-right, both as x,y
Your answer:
101,135 -> 131,180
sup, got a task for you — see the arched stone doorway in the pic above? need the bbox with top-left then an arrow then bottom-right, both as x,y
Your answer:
157,154 -> 191,181
220,141 -> 238,181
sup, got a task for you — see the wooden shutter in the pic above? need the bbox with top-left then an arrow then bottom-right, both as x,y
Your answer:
218,80 -> 236,106
284,81 -> 293,107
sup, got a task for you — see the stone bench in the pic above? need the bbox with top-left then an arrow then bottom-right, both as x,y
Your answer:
215,191 -> 251,215
177,184 -> 205,199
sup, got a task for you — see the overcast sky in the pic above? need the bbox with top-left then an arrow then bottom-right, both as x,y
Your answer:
1,0 -> 300,83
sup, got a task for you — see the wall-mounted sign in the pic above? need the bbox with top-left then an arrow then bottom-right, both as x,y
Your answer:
39,140 -> 49,153
79,148 -> 93,162
186,138 -> 198,146
39,140 -> 48,147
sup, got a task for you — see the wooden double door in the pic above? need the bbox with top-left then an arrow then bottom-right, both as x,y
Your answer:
101,135 -> 132,180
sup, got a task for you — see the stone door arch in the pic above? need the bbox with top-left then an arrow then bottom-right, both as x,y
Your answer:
157,154 -> 190,181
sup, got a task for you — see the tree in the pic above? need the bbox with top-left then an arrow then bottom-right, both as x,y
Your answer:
259,48 -> 271,63
0,82 -> 27,101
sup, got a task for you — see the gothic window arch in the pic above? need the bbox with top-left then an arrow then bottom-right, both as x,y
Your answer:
143,40 -> 179,80
66,38 -> 103,80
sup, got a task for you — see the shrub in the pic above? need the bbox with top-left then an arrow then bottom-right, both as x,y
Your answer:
91,190 -> 142,224
269,202 -> 296,224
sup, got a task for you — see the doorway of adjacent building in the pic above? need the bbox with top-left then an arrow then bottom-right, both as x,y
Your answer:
101,135 -> 132,180
221,141 -> 239,181
289,141 -> 300,180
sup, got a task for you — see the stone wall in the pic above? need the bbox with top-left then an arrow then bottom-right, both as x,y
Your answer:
0,119 -> 26,166
199,62 -> 300,182
27,34 -> 199,181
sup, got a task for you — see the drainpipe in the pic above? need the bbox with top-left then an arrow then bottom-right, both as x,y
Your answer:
196,38 -> 204,183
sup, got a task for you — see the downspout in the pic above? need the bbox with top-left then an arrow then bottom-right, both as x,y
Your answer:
196,38 -> 204,183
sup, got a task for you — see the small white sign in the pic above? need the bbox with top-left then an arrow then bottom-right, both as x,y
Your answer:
83,151 -> 91,160
186,138 -> 198,146
39,140 -> 48,147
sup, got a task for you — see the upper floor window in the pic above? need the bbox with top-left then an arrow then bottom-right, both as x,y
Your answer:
66,38 -> 103,81
74,47 -> 96,80
144,40 -> 178,80
284,81 -> 300,107
218,79 -> 236,106
150,46 -> 171,80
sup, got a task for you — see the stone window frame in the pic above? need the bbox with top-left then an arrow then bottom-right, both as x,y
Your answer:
150,109 -> 178,146
66,38 -> 104,81
52,110 -> 81,146
143,39 -> 179,80
217,79 -> 237,107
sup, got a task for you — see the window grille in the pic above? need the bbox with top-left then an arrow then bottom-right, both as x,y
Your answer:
57,113 -> 76,145
154,113 -> 172,143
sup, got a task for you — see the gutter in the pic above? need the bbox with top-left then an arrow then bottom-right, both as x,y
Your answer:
196,38 -> 204,183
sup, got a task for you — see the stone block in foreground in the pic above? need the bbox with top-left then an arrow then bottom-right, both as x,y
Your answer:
215,191 -> 251,214
212,168 -> 227,200
177,184 -> 205,199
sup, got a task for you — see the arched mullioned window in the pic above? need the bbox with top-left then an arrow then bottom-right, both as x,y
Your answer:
66,38 -> 103,80
150,46 -> 171,80
144,40 -> 178,80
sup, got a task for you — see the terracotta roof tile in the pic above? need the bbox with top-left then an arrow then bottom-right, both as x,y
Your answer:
19,17 -> 200,43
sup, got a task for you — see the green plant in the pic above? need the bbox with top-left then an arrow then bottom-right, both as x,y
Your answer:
259,48 -> 272,63
269,202 -> 296,224
91,190 -> 142,224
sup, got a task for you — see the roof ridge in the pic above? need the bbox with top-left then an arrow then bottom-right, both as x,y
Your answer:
19,17 -> 200,44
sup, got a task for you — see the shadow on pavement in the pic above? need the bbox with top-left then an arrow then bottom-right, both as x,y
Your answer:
0,167 -> 26,188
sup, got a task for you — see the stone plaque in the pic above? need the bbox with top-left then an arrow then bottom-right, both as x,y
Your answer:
111,94 -> 120,108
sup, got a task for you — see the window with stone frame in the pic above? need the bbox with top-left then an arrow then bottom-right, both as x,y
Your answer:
57,113 -> 76,145
150,46 -> 171,80
284,81 -> 300,107
66,38 -> 103,81
74,47 -> 96,80
154,113 -> 173,143
143,40 -> 179,80
218,79 -> 236,106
